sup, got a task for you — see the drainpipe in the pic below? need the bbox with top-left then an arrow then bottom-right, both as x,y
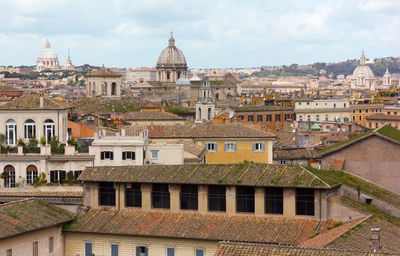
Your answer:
319,190 -> 322,221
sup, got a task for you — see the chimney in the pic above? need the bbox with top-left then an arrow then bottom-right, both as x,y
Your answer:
40,95 -> 44,108
121,129 -> 126,137
370,228 -> 381,252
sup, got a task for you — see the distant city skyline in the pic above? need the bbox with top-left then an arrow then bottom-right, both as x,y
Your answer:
0,0 -> 399,68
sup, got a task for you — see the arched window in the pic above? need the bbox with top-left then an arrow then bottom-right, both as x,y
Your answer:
43,119 -> 55,144
177,71 -> 181,79
198,108 -> 202,120
111,82 -> 117,96
5,119 -> 17,146
208,108 -> 212,120
26,165 -> 38,184
4,165 -> 15,188
24,119 -> 36,139
166,72 -> 170,80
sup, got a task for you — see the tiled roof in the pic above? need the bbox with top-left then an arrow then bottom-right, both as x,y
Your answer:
0,85 -> 23,92
0,94 -> 72,110
85,68 -> 122,77
64,209 -> 334,245
78,163 -> 331,189
366,114 -> 400,121
0,198 -> 74,239
124,111 -> 184,121
325,217 -> 400,254
230,106 -> 294,112
177,140 -> 205,157
215,242 -> 398,256
125,123 -> 275,138
274,148 -> 317,160
0,190 -> 83,198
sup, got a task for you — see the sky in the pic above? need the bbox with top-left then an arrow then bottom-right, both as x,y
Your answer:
0,0 -> 399,68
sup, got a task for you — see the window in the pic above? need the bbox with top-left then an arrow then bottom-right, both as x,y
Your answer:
299,116 -> 303,121
6,249 -> 12,256
366,109 -> 368,113
180,185 -> 198,210
136,246 -> 148,256
49,237 -> 54,254
74,170 -> 83,180
344,103 -> 346,108
388,112 -> 391,115
122,151 -> 135,160
307,115 -> 311,122
325,115 -> 328,121
205,143 -> 217,151
296,188 -> 315,216
26,165 -> 38,185
5,119 -> 16,146
33,241 -> 38,256
257,115 -> 263,122
101,151 -> 113,160
265,188 -> 283,214
43,119 -> 55,144
4,165 -> 15,188
99,182 -> 116,206
275,114 -> 281,121
316,115 -> 320,122
359,110 -> 362,113
353,116 -> 356,121
208,185 -> 226,212
252,143 -> 265,151
359,116 -> 362,121
111,244 -> 119,256
195,249 -> 205,256
50,170 -> 66,184
236,186 -> 255,213
224,143 -> 236,152
125,183 -> 142,207
248,115 -> 254,122
238,115 -> 244,120
152,184 -> 170,209
85,242 -> 93,256
151,151 -> 159,159
24,119 -> 36,139
285,114 -> 291,120
266,115 -> 272,122
334,103 -> 336,108
167,248 -> 175,256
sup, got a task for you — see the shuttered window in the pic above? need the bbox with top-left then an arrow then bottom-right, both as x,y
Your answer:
85,242 -> 92,256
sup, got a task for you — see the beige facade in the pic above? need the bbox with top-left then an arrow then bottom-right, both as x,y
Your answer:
295,99 -> 351,123
84,182 -> 329,220
65,232 -> 216,256
125,67 -> 156,83
0,109 -> 69,145
0,225 -> 64,256
86,68 -> 122,99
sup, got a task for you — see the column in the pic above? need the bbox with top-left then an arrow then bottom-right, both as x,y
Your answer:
283,188 -> 296,217
198,185 -> 208,213
226,186 -> 236,215
141,184 -> 152,210
169,184 -> 180,212
119,184 -> 126,210
254,187 -> 265,216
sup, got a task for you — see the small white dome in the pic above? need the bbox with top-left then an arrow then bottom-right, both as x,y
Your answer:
37,39 -> 58,60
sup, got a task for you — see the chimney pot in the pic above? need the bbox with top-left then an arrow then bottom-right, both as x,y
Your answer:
370,227 -> 381,252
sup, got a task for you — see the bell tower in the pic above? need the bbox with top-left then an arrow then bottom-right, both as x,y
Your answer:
195,77 -> 215,123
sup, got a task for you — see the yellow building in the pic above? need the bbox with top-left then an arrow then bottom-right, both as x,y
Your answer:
126,123 -> 274,164
350,104 -> 384,127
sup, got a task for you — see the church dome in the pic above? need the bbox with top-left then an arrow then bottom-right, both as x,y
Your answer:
157,34 -> 187,67
37,39 -> 58,60
352,65 -> 374,79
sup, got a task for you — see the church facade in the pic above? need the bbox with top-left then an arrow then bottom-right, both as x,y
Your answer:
350,51 -> 376,91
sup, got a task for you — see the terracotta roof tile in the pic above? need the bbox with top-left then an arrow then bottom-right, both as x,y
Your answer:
65,209 -> 334,245
0,198 -> 74,239
215,242 -> 398,256
78,163 -> 331,189
0,94 -> 72,110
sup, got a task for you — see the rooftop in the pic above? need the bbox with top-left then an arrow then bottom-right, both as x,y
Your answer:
125,123 -> 275,139
0,94 -> 72,110
86,68 -> 122,77
215,242 -> 398,256
366,114 -> 400,121
64,209 -> 334,245
124,111 -> 184,121
0,198 -> 74,240
78,163 -> 331,189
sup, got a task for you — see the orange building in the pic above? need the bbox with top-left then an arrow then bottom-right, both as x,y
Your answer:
350,104 -> 384,127
68,121 -> 98,139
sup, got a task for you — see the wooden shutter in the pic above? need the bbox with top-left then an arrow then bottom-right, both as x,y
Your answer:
85,243 -> 92,256
233,143 -> 237,151
110,152 -> 114,160
122,152 -> 126,160
252,143 -> 256,151
101,152 -> 105,160
223,143 -> 227,151
261,143 -> 265,151
167,248 -> 174,256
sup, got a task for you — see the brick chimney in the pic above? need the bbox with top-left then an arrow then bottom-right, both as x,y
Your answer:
370,227 -> 381,252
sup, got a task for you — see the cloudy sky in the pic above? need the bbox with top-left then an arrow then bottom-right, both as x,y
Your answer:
0,0 -> 399,68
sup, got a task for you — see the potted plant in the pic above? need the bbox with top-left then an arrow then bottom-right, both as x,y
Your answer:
62,179 -> 69,185
17,139 -> 25,147
0,171 -> 10,180
40,136 -> 47,146
53,179 -> 59,186
67,171 -> 74,185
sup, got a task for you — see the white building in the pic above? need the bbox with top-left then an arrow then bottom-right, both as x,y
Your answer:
195,77 -> 215,123
294,99 -> 351,123
89,129 -> 184,166
36,39 -> 59,71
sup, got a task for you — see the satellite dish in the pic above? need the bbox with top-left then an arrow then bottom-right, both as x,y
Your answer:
228,111 -> 234,119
